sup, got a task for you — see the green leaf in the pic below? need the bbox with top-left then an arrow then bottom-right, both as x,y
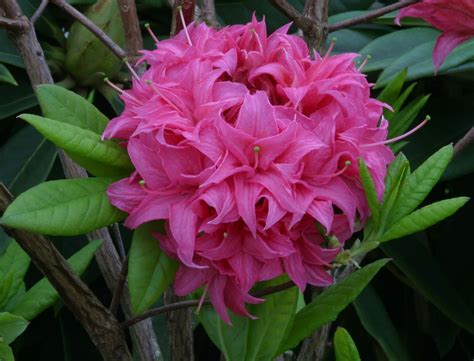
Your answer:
200,277 -> 299,361
19,114 -> 132,177
1,178 -> 124,236
334,327 -> 361,361
359,158 -> 380,227
360,28 -> 440,73
0,312 -> 28,344
377,69 -> 407,105
0,241 -> 30,309
0,126 -> 57,195
0,341 -> 14,361
9,240 -> 102,320
354,285 -> 411,360
277,259 -> 389,354
36,85 -> 109,134
0,65 -> 17,86
382,237 -> 474,334
389,145 -> 453,225
381,197 -> 469,243
0,74 -> 36,120
128,224 -> 178,315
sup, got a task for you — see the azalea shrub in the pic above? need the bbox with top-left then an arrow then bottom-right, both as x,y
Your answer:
0,0 -> 473,360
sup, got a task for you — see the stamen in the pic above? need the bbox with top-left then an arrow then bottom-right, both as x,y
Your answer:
324,37 -> 337,58
253,145 -> 261,170
145,79 -> 181,113
196,283 -> 209,314
329,160 -> 352,177
139,180 -> 146,187
362,116 -> 430,147
251,29 -> 264,53
123,58 -> 140,81
177,6 -> 193,46
223,231 -> 228,238
104,77 -> 141,104
358,54 -> 371,71
145,23 -> 159,45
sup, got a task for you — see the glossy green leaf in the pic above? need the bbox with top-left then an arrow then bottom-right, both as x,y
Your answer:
0,126 -> 57,195
0,32 -> 22,68
36,85 -> 109,134
0,74 -> 36,120
0,312 -> 28,344
382,237 -> 474,334
200,277 -> 299,361
0,64 -> 17,86
359,158 -> 380,227
381,197 -> 469,242
19,114 -> 132,177
360,28 -> 439,73
0,341 -> 13,361
0,240 -> 30,309
354,285 -> 411,360
1,178 -> 124,236
278,259 -> 389,353
9,240 -> 102,320
129,224 -> 178,315
390,145 -> 453,225
334,328 -> 361,361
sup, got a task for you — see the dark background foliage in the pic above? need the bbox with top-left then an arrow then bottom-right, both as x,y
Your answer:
0,0 -> 473,360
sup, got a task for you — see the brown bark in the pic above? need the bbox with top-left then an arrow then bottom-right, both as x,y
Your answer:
0,185 -> 132,361
303,0 -> 329,54
118,0 -> 143,60
164,290 -> 195,361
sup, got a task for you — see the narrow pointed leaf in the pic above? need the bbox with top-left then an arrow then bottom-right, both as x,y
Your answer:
129,224 -> 178,315
9,240 -> 102,320
388,94 -> 430,139
277,259 -> 389,354
0,312 -> 28,344
0,64 -> 17,86
19,114 -> 132,176
1,178 -> 124,236
381,197 -> 469,243
377,69 -> 407,105
334,327 -> 361,361
36,84 -> 109,134
359,158 -> 380,227
0,240 -> 30,308
389,145 -> 453,225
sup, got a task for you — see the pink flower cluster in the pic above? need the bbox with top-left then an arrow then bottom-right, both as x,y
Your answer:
396,0 -> 474,72
104,18 -> 393,322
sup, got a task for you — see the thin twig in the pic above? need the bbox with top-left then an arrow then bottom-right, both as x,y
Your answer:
49,0 -> 127,60
0,16 -> 28,31
329,0 -> 419,32
303,0 -> 329,55
31,0 -> 48,24
453,127 -> 474,159
117,0 -> 143,60
271,0 -> 314,34
111,223 -> 126,260
110,255 -> 129,315
122,280 -> 295,328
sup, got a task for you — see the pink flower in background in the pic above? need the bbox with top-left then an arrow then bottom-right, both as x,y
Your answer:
396,0 -> 474,71
104,17 -> 394,323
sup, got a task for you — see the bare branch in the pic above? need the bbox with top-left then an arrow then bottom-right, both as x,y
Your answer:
110,255 -> 129,315
0,184 -> 132,361
111,223 -> 126,260
49,0 -> 127,60
199,0 -> 218,27
0,16 -> 28,31
304,0 -> 329,54
31,0 -> 48,24
117,0 -> 143,60
271,0 -> 313,34
122,280 -> 295,328
329,0 -> 419,32
454,127 -> 474,159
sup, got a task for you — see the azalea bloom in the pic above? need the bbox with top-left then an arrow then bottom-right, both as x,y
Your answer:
396,0 -> 474,71
104,18 -> 394,322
